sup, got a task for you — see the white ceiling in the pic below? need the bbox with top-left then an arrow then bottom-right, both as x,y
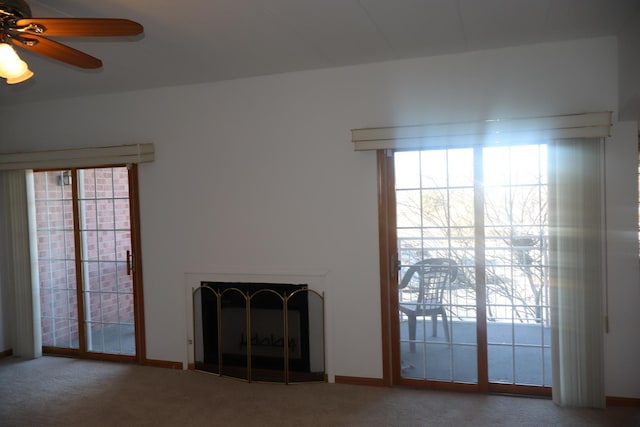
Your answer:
1,0 -> 639,105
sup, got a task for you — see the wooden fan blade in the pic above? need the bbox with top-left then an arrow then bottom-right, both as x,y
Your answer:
12,35 -> 102,69
14,18 -> 144,37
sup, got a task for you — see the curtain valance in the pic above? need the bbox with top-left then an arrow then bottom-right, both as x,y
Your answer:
0,143 -> 154,170
351,112 -> 611,151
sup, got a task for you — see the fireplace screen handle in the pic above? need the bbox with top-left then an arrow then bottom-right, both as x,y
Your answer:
126,250 -> 133,276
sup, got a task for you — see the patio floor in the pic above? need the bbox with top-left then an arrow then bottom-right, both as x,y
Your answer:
69,323 -> 136,356
399,318 -> 552,386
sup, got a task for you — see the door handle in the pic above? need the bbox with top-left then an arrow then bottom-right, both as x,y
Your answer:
126,250 -> 133,275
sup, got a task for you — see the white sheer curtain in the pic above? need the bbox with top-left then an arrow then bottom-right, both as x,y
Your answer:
548,139 -> 606,408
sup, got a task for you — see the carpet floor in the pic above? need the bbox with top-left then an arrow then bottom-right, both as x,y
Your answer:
1,356 -> 638,426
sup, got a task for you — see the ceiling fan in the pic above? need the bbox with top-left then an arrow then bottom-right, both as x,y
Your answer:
0,0 -> 143,84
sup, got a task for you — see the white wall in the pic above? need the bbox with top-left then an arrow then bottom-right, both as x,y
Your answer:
618,14 -> 640,121
603,120 -> 640,398
0,36 -> 638,397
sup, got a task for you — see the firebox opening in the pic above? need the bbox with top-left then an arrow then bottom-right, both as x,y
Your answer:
194,281 -> 325,383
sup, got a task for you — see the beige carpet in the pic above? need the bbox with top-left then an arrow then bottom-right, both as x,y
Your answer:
1,356 -> 638,427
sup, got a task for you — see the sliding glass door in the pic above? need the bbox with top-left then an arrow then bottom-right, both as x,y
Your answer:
35,166 -> 144,360
392,145 -> 551,392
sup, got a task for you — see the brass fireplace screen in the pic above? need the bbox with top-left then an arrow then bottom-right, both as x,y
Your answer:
192,282 -> 325,383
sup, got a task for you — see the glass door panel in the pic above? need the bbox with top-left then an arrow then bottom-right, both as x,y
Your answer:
396,148 -> 477,383
78,167 -> 135,355
482,145 -> 551,387
34,171 -> 79,349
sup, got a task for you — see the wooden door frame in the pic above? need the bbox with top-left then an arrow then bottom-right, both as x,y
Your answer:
376,150 -> 396,386
128,164 -> 147,363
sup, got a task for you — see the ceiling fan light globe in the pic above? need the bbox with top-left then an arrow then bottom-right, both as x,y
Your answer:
0,43 -> 30,79
6,68 -> 33,84
0,57 -> 28,79
0,43 -> 20,62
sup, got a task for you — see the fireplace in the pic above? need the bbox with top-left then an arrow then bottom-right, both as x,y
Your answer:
193,281 -> 325,383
